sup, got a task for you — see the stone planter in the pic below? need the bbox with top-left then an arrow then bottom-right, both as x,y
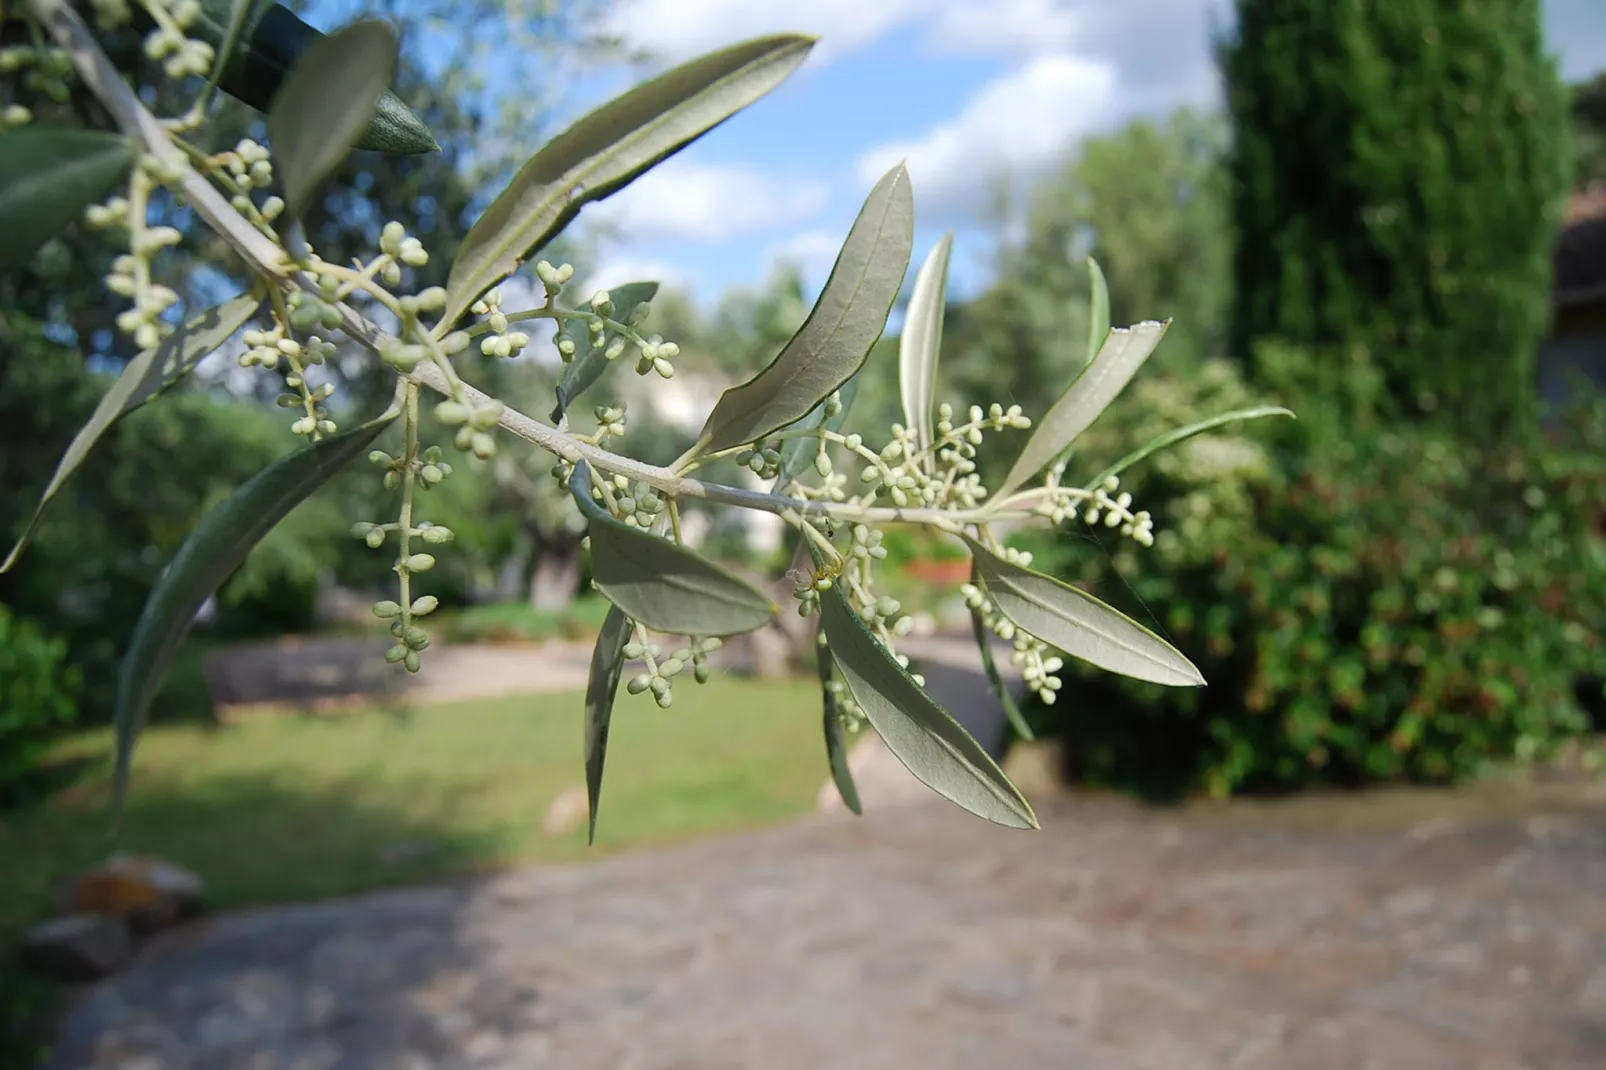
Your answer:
903,558 -> 971,584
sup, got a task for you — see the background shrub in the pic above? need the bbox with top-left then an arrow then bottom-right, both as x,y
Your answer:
1016,349 -> 1606,799
0,605 -> 82,810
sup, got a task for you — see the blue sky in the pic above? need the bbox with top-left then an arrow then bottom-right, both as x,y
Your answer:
533,0 -> 1606,312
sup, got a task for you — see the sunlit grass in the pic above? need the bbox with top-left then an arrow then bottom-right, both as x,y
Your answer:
0,676 -> 826,946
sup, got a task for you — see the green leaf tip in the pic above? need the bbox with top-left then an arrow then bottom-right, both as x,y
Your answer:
267,19 -> 399,221
819,585 -> 1036,829
583,606 -> 633,845
965,537 -> 1204,689
192,0 -> 437,155
695,162 -> 913,456
445,34 -> 814,327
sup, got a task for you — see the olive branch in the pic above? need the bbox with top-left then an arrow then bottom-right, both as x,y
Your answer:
3,0 -> 1292,836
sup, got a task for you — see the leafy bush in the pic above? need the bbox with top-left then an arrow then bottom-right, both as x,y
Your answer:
878,525 -> 969,568
436,597 -> 615,644
0,605 -> 82,809
1018,350 -> 1606,799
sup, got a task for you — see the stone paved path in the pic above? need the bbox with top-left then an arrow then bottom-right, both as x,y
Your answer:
44,780 -> 1606,1070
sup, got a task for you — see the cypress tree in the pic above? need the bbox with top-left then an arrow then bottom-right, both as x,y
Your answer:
1223,0 -> 1572,433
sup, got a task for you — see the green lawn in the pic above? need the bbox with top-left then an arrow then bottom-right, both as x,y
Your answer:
0,677 -> 828,947
432,596 -> 618,644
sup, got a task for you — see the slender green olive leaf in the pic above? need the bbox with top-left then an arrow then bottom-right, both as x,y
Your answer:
997,320 -> 1170,500
1086,256 -> 1110,369
551,281 -> 660,422
775,374 -> 860,487
196,0 -> 250,108
965,537 -> 1204,688
355,93 -> 443,156
267,19 -> 397,221
0,129 -> 135,269
583,605 -> 632,846
570,462 -> 777,636
445,35 -> 814,329
112,411 -> 397,820
1082,406 -> 1296,492
968,562 -> 1034,742
2,291 -> 263,574
818,636 -> 863,815
818,586 -> 1037,829
192,0 -> 437,154
900,232 -> 953,461
695,164 -> 914,456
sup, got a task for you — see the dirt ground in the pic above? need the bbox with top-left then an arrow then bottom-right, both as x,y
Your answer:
43,768 -> 1606,1070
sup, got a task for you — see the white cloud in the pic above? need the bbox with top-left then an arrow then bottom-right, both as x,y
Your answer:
857,55 -> 1118,216
576,255 -> 691,297
590,158 -> 829,242
764,228 -> 843,284
601,0 -> 920,65
923,0 -> 1085,57
601,0 -> 1121,65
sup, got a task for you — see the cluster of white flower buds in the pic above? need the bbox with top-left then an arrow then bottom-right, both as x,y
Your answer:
632,329 -> 679,379
239,324 -> 291,369
470,288 -> 532,358
379,220 -> 430,280
240,309 -> 338,437
95,252 -> 177,351
534,259 -> 575,296
794,554 -> 921,681
960,554 -> 1066,705
848,523 -> 890,562
1,44 -> 73,105
1040,474 -> 1155,546
591,404 -> 627,442
735,443 -> 784,481
841,402 -> 1031,512
293,277 -> 344,327
218,140 -> 280,221
90,0 -> 131,28
142,0 -> 214,80
368,443 -> 454,494
588,472 -> 667,529
371,593 -> 440,673
433,398 -> 502,459
816,633 -> 868,730
624,635 -> 723,707
791,570 -> 836,617
821,678 -> 866,725
353,518 -> 455,552
83,154 -> 198,350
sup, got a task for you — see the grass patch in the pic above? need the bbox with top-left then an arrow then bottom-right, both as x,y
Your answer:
433,597 -> 616,645
0,676 -> 826,949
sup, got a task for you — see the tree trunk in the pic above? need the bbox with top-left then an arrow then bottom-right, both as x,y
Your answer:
527,528 -> 581,612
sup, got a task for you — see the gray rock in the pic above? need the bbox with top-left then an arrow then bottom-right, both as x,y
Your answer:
65,852 -> 205,934
541,785 -> 590,837
748,625 -> 793,680
22,913 -> 133,982
816,733 -> 932,815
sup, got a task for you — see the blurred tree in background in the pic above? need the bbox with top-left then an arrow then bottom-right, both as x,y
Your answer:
1223,0 -> 1572,434
0,0 -> 613,725
945,108 -> 1233,483
1575,72 -> 1606,189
